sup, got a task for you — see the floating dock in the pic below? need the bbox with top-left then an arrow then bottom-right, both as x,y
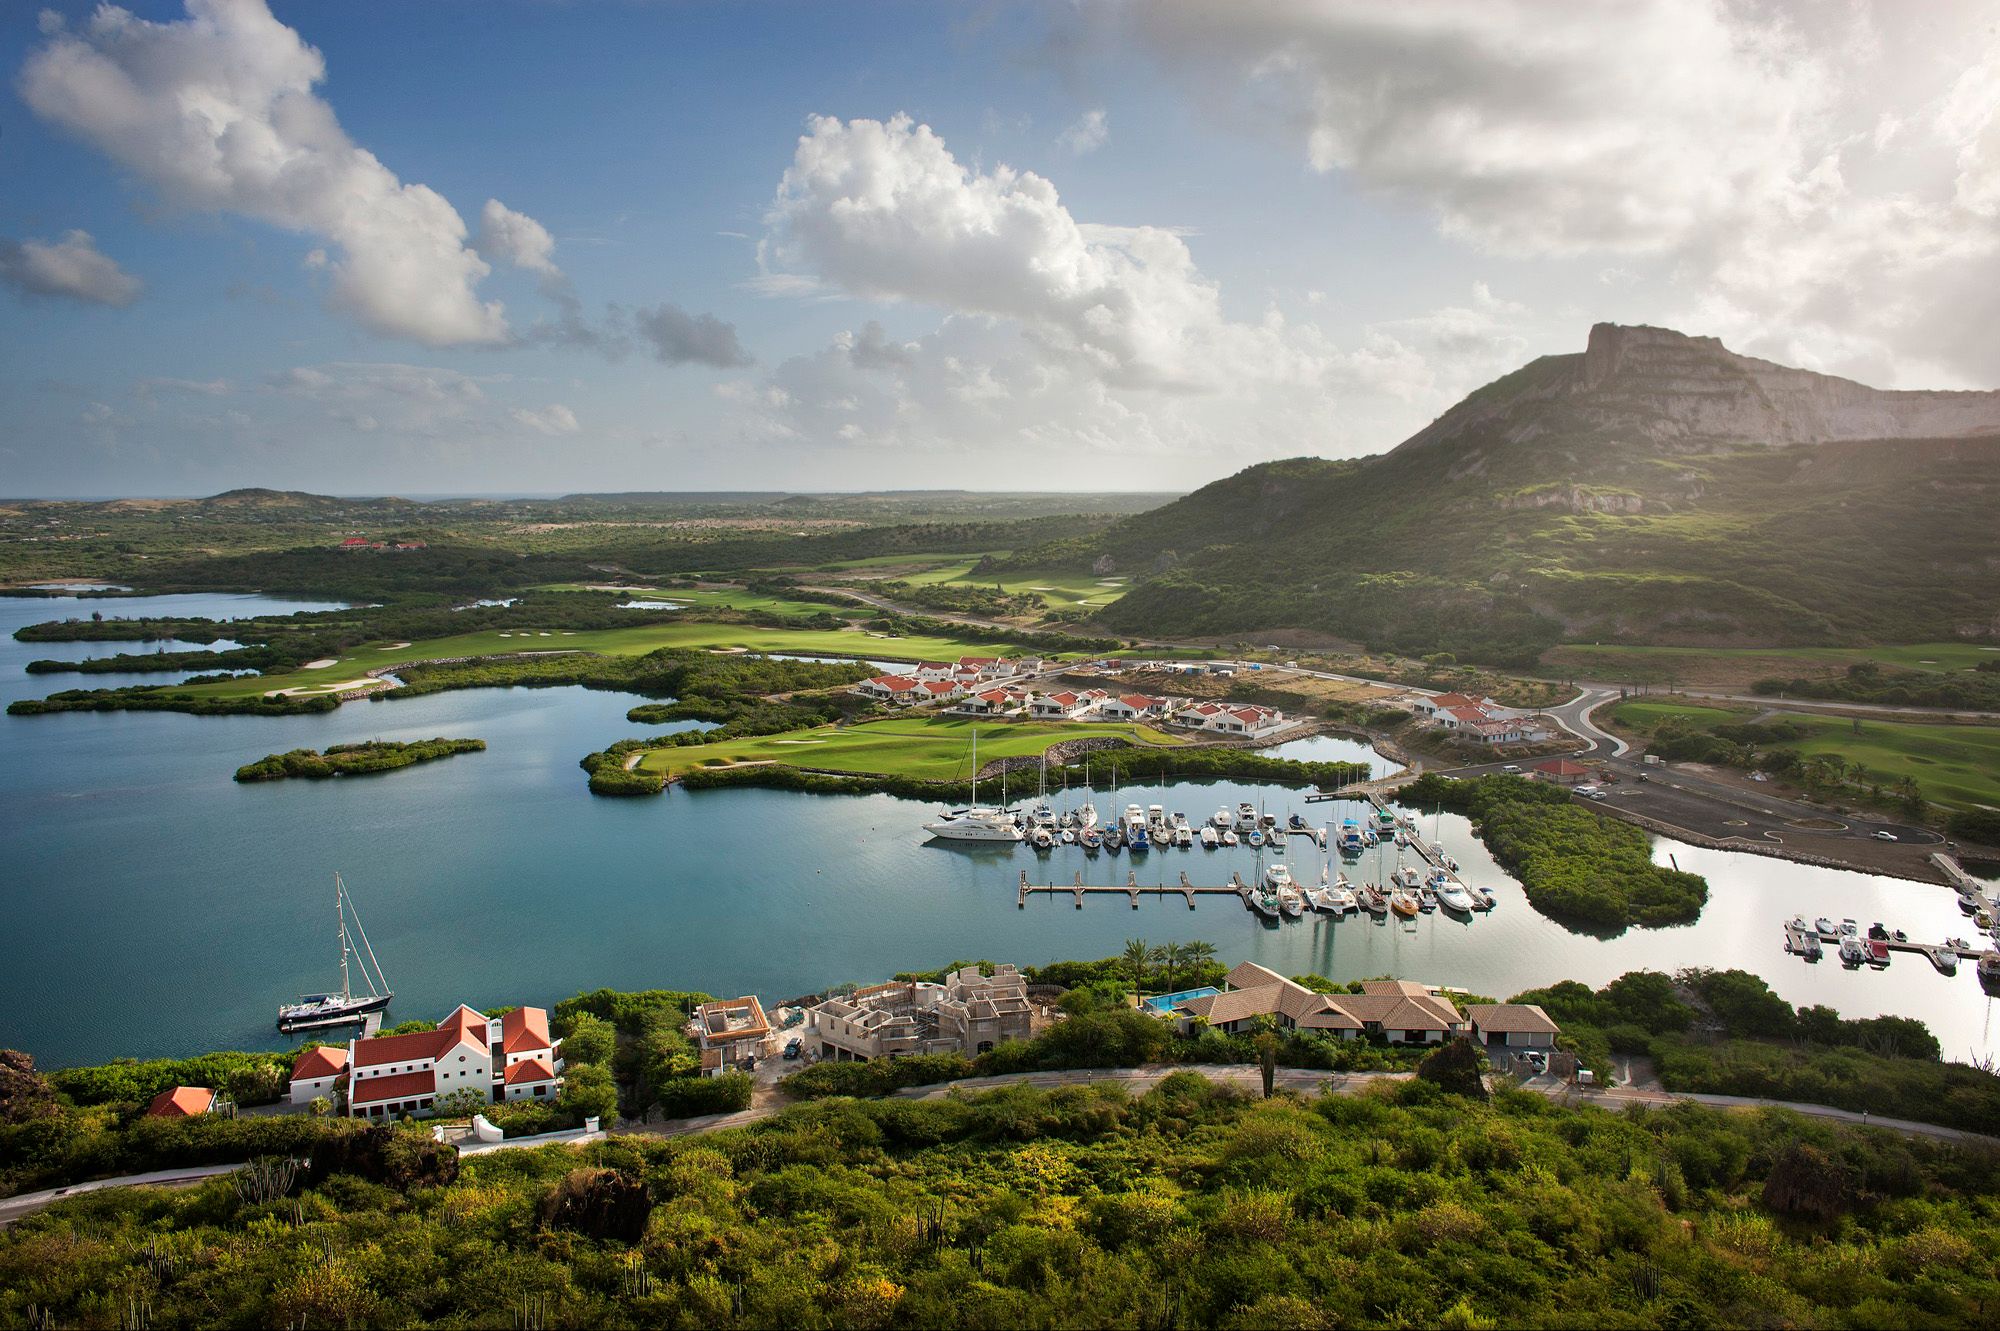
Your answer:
1782,920 -> 1986,976
1018,869 -> 1251,911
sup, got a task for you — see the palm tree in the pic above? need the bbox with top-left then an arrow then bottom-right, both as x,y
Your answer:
1160,941 -> 1187,991
1183,940 -> 1218,985
1122,937 -> 1153,1006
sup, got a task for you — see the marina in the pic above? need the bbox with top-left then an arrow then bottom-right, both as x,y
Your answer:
3,592 -> 1998,1068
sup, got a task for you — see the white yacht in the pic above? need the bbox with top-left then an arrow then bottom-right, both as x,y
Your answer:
1199,826 -> 1218,848
1235,802 -> 1259,832
1264,862 -> 1294,890
1074,802 -> 1099,831
1211,808 -> 1233,829
924,728 -> 1024,842
277,874 -> 393,1033
1436,882 -> 1476,913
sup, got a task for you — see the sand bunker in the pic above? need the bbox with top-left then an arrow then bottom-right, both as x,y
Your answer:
382,642 -> 412,650
301,658 -> 338,669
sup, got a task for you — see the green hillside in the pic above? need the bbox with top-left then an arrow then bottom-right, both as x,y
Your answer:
1019,334 -> 2000,665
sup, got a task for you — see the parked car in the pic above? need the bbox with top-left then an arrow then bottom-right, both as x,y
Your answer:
1501,764 -> 1522,774
1871,830 -> 1898,842
783,1038 -> 803,1060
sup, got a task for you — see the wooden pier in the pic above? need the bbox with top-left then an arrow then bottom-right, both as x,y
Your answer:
1783,920 -> 1985,975
1018,869 -> 1253,911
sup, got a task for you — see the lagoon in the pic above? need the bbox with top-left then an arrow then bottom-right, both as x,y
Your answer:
1,593 -> 1993,1067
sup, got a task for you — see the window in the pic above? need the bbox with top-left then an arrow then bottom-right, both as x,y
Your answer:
534,1085 -> 547,1096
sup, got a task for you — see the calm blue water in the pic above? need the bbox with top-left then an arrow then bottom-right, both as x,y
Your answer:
2,594 -> 1993,1066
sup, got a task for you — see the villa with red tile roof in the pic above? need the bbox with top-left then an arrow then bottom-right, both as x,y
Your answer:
1028,689 -> 1087,719
854,674 -> 922,703
145,1086 -> 216,1118
297,1003 -> 564,1119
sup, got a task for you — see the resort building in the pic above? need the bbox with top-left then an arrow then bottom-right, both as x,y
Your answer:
1178,702 -> 1287,737
1098,693 -> 1168,721
952,686 -> 1028,716
808,964 -> 1035,1061
287,1044 -> 349,1106
855,675 -> 923,703
917,679 -> 963,702
1409,693 -> 1556,746
1467,1004 -> 1562,1051
1533,758 -> 1591,784
1029,690 -> 1089,719
300,1003 -> 565,1120
145,1086 -> 216,1118
1165,965 -> 1467,1044
688,995 -> 773,1075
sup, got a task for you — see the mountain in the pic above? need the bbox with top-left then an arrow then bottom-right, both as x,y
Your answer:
1036,324 -> 2000,663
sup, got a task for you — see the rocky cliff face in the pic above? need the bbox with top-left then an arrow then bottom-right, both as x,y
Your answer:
1401,323 -> 2000,453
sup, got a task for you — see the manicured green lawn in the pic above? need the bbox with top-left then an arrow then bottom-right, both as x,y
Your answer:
895,564 -> 1130,610
1607,699 -> 2000,810
1551,641 -> 2000,686
1782,715 -> 2000,811
169,622 -> 1049,700
637,715 -> 1186,780
1606,700 -> 1749,730
526,584 -> 857,616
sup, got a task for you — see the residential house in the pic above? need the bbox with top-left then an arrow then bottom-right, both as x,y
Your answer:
329,1004 -> 565,1120
1028,690 -> 1087,719
854,674 -> 922,704
145,1086 -> 216,1118
287,1045 -> 349,1106
809,964 -> 1035,1061
953,687 -> 1025,716
917,679 -> 963,703
688,995 -> 772,1075
1467,1004 -> 1561,1051
1098,693 -> 1165,721
1169,969 -> 1466,1045
909,662 -> 956,681
1208,704 -> 1287,737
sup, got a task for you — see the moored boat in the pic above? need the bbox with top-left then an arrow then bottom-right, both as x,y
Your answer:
1389,890 -> 1420,918
1199,826 -> 1218,848
278,874 -> 393,1033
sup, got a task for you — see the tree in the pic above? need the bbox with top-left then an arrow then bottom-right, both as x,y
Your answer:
1183,940 -> 1218,981
1122,938 -> 1153,1006
556,1011 -> 616,1069
1159,942 -> 1187,991
307,1096 -> 332,1119
432,1088 -> 488,1120
1253,1029 -> 1278,1099
1416,1038 -> 1489,1100
558,1063 -> 620,1125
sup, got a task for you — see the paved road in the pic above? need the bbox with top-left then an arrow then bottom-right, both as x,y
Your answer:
0,1164 -> 243,1228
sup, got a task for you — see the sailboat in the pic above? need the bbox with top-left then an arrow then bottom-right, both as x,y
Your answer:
924,727 -> 1024,841
277,873 -> 393,1032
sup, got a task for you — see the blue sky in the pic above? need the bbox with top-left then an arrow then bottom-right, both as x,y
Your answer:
3,1 -> 1997,496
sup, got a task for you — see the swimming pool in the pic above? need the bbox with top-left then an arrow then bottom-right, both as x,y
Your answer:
1142,986 -> 1220,1013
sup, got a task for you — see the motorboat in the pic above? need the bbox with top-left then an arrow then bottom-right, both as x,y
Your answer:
1373,809 -> 1398,837
278,874 -> 393,1033
1129,823 -> 1151,852
1265,862 -> 1295,890
1867,939 -> 1891,967
1358,884 -> 1388,915
1867,922 -> 1890,941
1171,811 -> 1191,834
1815,916 -> 1836,939
1060,828 -> 1076,844
1029,826 -> 1054,850
1235,803 -> 1260,832
1437,882 -> 1475,913
1104,825 -> 1123,851
1260,811 -> 1278,829
1212,808 -> 1233,829
1174,826 -> 1194,848
1125,804 -> 1147,832
1978,951 -> 2000,993
1030,803 -> 1058,832
1081,828 -> 1102,853
1441,855 -> 1460,873
1389,890 -> 1420,918
1839,935 -> 1869,967
1279,888 -> 1305,919
1148,804 -> 1168,834
1246,829 -> 1265,848
1362,827 -> 1379,847
1199,826 -> 1218,848
1417,887 -> 1438,913
1220,829 -> 1239,847
1839,918 -> 1860,940
1288,813 -> 1307,831
1338,821 -> 1364,855
1468,886 -> 1496,911
1786,930 -> 1822,960
1249,890 -> 1283,921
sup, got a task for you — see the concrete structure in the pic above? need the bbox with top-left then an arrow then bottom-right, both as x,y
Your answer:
287,1044 -> 349,1106
145,1086 -> 216,1118
1534,758 -> 1591,784
689,995 -> 772,1074
306,1003 -> 565,1120
1467,1004 -> 1561,1050
1168,965 -> 1466,1044
809,964 -> 1035,1061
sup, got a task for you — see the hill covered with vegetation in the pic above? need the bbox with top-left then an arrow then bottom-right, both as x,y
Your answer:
1014,325 -> 2000,664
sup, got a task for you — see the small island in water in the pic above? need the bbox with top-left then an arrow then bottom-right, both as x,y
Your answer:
234,737 -> 485,783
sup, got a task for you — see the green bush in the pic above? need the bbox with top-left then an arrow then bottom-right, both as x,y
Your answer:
654,1071 -> 752,1120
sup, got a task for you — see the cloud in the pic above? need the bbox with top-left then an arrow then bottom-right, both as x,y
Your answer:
21,0 -> 511,345
761,113 -> 1334,392
1098,1 -> 2000,388
267,360 -> 492,435
476,200 -> 560,279
633,302 -> 754,368
0,230 -> 142,305
137,376 -> 230,398
508,403 -> 580,435
1056,108 -> 1109,156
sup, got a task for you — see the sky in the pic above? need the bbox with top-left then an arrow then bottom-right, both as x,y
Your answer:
3,0 -> 1998,498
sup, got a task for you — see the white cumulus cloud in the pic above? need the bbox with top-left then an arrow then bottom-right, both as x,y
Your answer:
0,230 -> 142,306
1056,108 -> 1109,156
508,403 -> 580,435
21,0 -> 515,346
477,200 -> 561,279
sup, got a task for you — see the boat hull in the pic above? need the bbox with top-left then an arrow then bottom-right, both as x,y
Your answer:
277,991 -> 392,1033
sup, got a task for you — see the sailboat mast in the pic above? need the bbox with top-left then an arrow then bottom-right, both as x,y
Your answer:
970,726 -> 978,807
348,890 -> 390,998
335,873 -> 352,1001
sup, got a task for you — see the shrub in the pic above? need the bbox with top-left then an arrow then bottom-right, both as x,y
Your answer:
655,1071 -> 752,1120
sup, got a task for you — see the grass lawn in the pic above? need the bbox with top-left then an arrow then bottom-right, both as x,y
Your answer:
1547,641 -> 2000,689
637,715 -> 1186,781
165,621 -> 1050,700
1607,699 -> 2000,810
861,562 -> 1130,612
526,584 -> 859,617
1782,715 -> 2000,811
